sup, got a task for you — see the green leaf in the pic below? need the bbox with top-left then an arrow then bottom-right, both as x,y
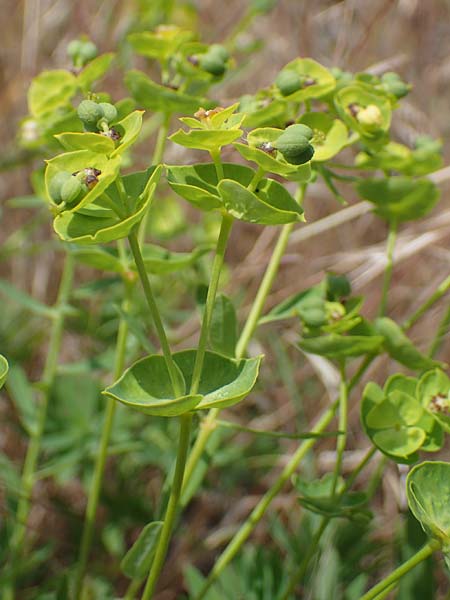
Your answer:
128,28 -> 193,61
120,521 -> 163,580
71,247 -> 125,273
28,70 -> 77,117
218,178 -> 303,225
356,177 -> 440,223
53,167 -> 161,244
170,128 -> 242,152
110,110 -> 144,157
407,461 -> 450,548
374,317 -> 444,371
103,350 -> 262,416
373,427 -> 425,458
299,333 -> 383,359
45,150 -> 121,212
77,53 -> 115,91
0,354 -> 8,390
125,70 -> 211,114
417,369 -> 450,433
209,294 -> 237,357
0,279 -> 55,318
5,364 -> 36,434
56,132 -> 116,154
138,244 -> 212,275
299,113 -> 348,161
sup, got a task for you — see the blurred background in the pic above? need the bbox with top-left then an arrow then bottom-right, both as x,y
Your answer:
1,0 -> 450,598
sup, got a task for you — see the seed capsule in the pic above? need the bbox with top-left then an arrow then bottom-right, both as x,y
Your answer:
208,44 -> 229,63
61,176 -> 82,204
49,171 -> 72,204
274,124 -> 315,165
98,102 -> 118,123
199,52 -> 226,76
275,70 -> 302,96
77,100 -> 103,127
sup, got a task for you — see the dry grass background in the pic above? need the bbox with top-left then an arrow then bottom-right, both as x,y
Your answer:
1,0 -> 450,597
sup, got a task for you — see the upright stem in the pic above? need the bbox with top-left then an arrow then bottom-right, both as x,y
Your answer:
402,275 -> 450,330
428,302 -> 450,359
379,221 -> 397,317
138,113 -> 171,246
139,210 -> 233,598
331,361 -> 348,496
128,230 -> 182,397
74,275 -> 131,600
190,213 -> 234,395
183,186 -> 303,505
359,540 -> 440,600
6,252 -> 75,598
141,414 -> 192,600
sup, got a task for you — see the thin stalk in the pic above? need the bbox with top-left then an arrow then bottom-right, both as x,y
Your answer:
138,113 -> 171,246
379,221 -> 397,317
74,273 -> 131,600
331,362 -> 348,496
210,149 -> 224,181
402,275 -> 450,330
141,414 -> 192,600
428,302 -> 450,358
124,577 -> 142,600
194,399 -> 339,600
247,166 -> 265,193
189,213 -> 234,395
6,252 -> 75,598
139,209 -> 233,597
128,230 -> 182,397
359,540 -> 440,600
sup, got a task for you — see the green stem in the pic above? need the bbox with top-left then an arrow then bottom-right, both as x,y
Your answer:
379,221 -> 397,317
141,414 -> 192,600
128,230 -> 182,397
74,276 -> 131,600
194,399 -> 339,600
210,149 -> 224,181
6,252 -> 75,598
402,275 -> 450,330
331,362 -> 348,496
190,213 -> 234,395
138,113 -> 171,246
247,166 -> 265,193
124,577 -> 142,600
428,302 -> 450,358
359,540 -> 440,600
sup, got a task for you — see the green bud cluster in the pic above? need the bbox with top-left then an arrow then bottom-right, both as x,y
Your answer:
274,124 -> 315,165
67,39 -> 98,68
77,100 -> 118,133
198,44 -> 229,76
381,72 -> 410,99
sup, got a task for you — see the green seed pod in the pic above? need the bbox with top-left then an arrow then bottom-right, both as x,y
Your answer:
275,69 -> 302,96
208,44 -> 229,63
325,273 -> 351,301
79,40 -> 98,64
381,72 -> 410,99
49,171 -> 72,204
60,176 -> 82,205
67,39 -> 83,60
274,124 -> 315,165
199,52 -> 226,76
77,100 -> 103,127
98,102 -> 118,123
356,104 -> 383,129
301,307 -> 327,328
